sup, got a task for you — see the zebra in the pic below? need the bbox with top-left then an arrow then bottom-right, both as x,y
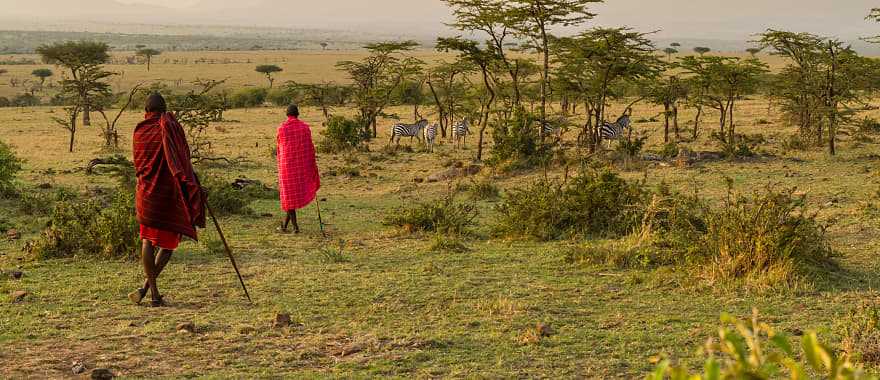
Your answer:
390,119 -> 429,147
424,123 -> 438,152
599,114 -> 632,142
541,117 -> 568,140
452,120 -> 470,149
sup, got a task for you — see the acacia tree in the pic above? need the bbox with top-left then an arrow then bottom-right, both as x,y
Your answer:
255,64 -> 283,88
425,59 -> 473,138
31,68 -> 53,91
508,0 -> 601,131
679,56 -> 768,145
94,83 -> 144,148
437,37 -> 501,161
443,0 -> 528,108
37,41 -> 111,127
693,46 -> 711,56
337,41 -> 422,138
554,28 -> 663,152
758,30 -> 829,145
136,48 -> 161,71
663,47 -> 678,61
646,73 -> 687,143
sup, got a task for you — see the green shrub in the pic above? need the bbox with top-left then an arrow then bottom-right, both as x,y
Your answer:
781,133 -> 810,151
0,139 -> 22,197
267,86 -> 301,107
488,109 -> 550,170
493,170 -> 648,241
26,190 -> 139,260
317,116 -> 365,153
700,187 -> 835,290
616,135 -> 648,158
659,142 -> 679,159
458,178 -> 500,200
429,234 -> 470,253
650,311 -> 876,380
200,174 -> 254,216
841,302 -> 880,367
228,88 -> 268,108
384,195 -> 478,236
0,97 -> 10,107
11,93 -> 40,107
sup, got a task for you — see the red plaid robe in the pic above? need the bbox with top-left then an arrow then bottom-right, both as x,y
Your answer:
277,116 -> 320,211
134,112 -> 206,240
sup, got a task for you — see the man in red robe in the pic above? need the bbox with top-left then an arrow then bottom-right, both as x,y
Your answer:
277,104 -> 320,233
129,93 -> 206,307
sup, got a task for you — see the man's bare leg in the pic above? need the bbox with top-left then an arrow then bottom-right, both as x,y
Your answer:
132,240 -> 164,307
279,210 -> 300,233
130,248 -> 173,305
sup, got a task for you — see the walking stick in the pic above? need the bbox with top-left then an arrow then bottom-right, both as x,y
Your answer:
315,196 -> 327,239
206,203 -> 253,303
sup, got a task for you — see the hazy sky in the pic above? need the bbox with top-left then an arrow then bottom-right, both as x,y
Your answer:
5,0 -> 880,40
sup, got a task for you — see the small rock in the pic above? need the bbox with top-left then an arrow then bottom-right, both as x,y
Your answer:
11,271 -> 23,280
334,343 -> 365,357
91,368 -> 115,380
413,177 -> 424,183
260,213 -> 273,218
273,313 -> 292,328
6,229 -> 20,240
176,322 -> 196,334
37,183 -> 52,189
10,290 -> 27,303
237,325 -> 257,334
71,361 -> 86,375
536,322 -> 554,337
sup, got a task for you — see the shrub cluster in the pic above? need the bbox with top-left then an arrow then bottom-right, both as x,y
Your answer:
488,109 -> 551,170
0,139 -> 22,197
317,116 -> 365,153
383,195 -> 478,236
840,301 -> 880,367
26,190 -> 139,260
493,170 -> 648,241
228,88 -> 268,108
200,173 -> 255,216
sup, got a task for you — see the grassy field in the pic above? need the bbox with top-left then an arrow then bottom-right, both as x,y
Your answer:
2,51 -> 880,378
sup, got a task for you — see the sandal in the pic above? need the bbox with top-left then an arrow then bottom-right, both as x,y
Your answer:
149,295 -> 166,308
128,288 -> 147,305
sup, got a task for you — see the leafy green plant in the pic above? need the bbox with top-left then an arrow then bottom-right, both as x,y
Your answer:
649,310 -> 877,380
0,139 -> 22,197
26,189 -> 139,260
317,116 -> 366,153
200,173 -> 253,216
318,240 -> 352,264
384,195 -> 478,236
840,302 -> 880,367
429,234 -> 470,253
659,142 -> 680,159
617,135 -> 649,158
493,169 -> 648,241
700,186 -> 835,290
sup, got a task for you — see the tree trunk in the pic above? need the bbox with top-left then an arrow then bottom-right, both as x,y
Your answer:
663,103 -> 671,143
539,28 -> 550,136
728,101 -> 736,145
673,105 -> 680,140
692,105 -> 703,140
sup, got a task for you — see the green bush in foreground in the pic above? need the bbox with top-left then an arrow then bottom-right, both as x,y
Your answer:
200,173 -> 253,216
649,311 -> 877,380
841,302 -> 880,367
317,116 -> 365,153
384,195 -> 478,236
0,139 -> 22,197
493,170 -> 648,241
26,190 -> 139,260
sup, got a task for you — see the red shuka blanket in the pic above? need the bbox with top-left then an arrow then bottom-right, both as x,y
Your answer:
134,112 -> 206,240
277,116 -> 320,211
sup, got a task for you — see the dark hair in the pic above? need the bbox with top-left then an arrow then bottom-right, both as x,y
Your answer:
145,92 -> 167,113
286,104 -> 300,117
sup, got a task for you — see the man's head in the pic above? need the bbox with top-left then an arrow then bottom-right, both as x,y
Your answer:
286,104 -> 300,118
145,92 -> 167,113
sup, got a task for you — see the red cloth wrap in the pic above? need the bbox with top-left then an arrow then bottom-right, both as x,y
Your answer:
140,225 -> 181,250
277,116 -> 321,211
134,112 -> 206,241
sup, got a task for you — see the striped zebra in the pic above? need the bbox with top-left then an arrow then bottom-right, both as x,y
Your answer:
390,119 -> 429,146
541,117 -> 568,140
424,123 -> 438,152
599,114 -> 632,142
452,120 -> 470,149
